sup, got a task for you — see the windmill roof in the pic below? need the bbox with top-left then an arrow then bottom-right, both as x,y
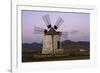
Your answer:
46,28 -> 61,35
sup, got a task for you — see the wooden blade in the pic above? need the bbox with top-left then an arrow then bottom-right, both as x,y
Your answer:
34,26 -> 45,34
54,17 -> 64,29
42,14 -> 52,28
60,30 -> 79,39
60,32 -> 68,39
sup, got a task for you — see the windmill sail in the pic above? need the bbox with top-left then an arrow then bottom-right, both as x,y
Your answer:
60,31 -> 68,39
54,17 -> 64,29
42,14 -> 52,28
34,26 -> 45,34
60,30 -> 79,39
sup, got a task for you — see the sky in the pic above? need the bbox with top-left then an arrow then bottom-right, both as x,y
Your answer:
22,10 -> 90,43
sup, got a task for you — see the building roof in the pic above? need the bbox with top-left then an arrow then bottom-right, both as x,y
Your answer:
45,28 -> 61,35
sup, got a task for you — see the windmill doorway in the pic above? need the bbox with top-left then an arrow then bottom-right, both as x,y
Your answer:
57,41 -> 60,49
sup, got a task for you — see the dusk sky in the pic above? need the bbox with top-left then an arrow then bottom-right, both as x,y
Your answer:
22,10 -> 90,43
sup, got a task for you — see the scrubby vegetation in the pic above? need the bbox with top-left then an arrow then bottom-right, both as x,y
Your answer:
22,40 -> 90,62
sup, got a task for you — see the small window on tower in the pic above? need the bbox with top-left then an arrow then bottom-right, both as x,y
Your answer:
57,41 -> 60,49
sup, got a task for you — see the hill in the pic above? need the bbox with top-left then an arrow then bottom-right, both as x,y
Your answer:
61,40 -> 89,49
22,40 -> 89,51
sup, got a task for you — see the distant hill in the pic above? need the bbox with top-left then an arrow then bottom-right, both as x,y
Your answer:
22,40 -> 90,52
22,42 -> 42,52
61,40 -> 89,49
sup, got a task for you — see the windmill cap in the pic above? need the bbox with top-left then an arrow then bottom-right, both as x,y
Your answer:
45,28 -> 61,35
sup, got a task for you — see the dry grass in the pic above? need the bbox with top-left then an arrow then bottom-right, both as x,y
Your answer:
22,50 -> 89,62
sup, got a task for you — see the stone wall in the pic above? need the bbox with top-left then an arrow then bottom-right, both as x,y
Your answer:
42,35 -> 63,54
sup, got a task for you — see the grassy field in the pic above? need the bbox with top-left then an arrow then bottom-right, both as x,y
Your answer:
22,50 -> 89,62
22,41 -> 90,62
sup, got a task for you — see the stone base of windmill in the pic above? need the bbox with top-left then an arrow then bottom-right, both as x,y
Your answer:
55,49 -> 64,54
33,49 -> 65,59
42,48 -> 64,55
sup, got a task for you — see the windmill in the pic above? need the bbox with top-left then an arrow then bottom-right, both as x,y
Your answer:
34,14 -> 78,55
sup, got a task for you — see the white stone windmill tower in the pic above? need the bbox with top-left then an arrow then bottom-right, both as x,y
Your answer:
34,14 -> 78,55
